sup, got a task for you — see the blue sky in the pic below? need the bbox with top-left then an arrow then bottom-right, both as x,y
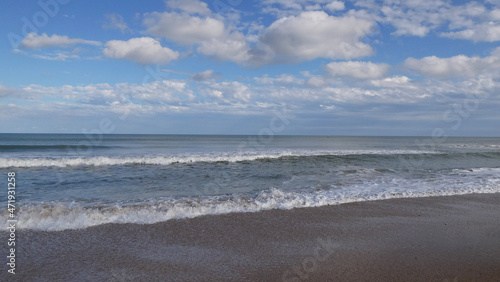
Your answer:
1,0 -> 500,136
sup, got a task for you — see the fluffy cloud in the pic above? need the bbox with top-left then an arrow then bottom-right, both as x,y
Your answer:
439,3 -> 500,42
261,11 -> 373,61
32,51 -> 79,61
261,0 -> 332,17
22,80 -> 193,107
143,8 -> 251,64
103,37 -> 179,65
198,81 -> 251,103
442,20 -> 500,42
324,61 -> 389,79
404,50 -> 500,78
22,76 -> 493,106
374,0 -> 500,42
103,14 -> 130,33
166,0 -> 211,15
191,70 -> 215,81
371,76 -> 414,88
119,80 -> 193,104
379,1 -> 446,37
197,32 -> 251,63
143,12 -> 225,45
325,1 -> 345,11
254,74 -> 304,85
405,55 -> 478,77
140,3 -> 381,66
8,68 -> 500,131
0,84 -> 18,97
20,33 -> 101,49
305,76 -> 329,88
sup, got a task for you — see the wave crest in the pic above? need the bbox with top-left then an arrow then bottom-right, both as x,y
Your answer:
0,149 -> 436,168
11,181 -> 500,231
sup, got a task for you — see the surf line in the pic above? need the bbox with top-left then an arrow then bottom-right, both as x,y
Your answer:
55,111 -> 126,183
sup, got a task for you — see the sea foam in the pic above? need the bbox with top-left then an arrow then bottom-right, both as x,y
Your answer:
0,149 -> 436,168
11,169 -> 500,231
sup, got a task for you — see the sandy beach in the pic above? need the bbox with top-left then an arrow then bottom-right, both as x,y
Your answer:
5,193 -> 500,281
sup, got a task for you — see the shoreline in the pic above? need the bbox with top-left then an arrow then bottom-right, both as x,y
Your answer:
5,193 -> 500,281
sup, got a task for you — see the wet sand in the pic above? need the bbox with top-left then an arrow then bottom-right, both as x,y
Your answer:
5,193 -> 500,281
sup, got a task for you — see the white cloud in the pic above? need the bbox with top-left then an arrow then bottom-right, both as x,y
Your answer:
325,1 -> 345,12
379,3 -> 440,37
376,0 -> 486,38
20,33 -> 101,49
305,76 -> 329,88
260,1 -> 500,45
143,12 -> 225,45
375,0 -> 500,42
0,84 -> 18,97
261,0 -> 332,17
304,4 -> 321,11
197,31 -> 251,63
261,0 -> 304,15
324,61 -> 389,79
103,37 -> 179,65
103,14 -> 130,33
140,2 -> 380,66
32,51 -> 80,61
22,80 -> 193,107
143,8 -> 252,65
260,11 -> 373,61
120,80 -> 193,104
371,76 -> 414,88
404,50 -> 500,78
487,0 -> 500,6
166,0 -> 211,15
262,0 -> 309,10
191,70 -> 215,81
199,81 -> 251,102
8,69 -> 500,130
439,2 -> 500,42
254,74 -> 304,85
442,23 -> 500,42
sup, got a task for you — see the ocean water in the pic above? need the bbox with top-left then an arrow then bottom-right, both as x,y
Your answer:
1,134 -> 499,231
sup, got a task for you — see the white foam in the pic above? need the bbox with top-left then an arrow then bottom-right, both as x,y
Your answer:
12,175 -> 500,231
0,149 -> 436,168
453,167 -> 500,173
447,144 -> 500,149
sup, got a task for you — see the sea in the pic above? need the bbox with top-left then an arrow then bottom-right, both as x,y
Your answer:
1,134 -> 499,231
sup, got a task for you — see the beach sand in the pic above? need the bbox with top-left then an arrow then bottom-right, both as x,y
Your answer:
6,193 -> 500,281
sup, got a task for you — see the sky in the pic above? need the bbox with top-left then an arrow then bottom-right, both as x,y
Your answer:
1,0 -> 500,136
